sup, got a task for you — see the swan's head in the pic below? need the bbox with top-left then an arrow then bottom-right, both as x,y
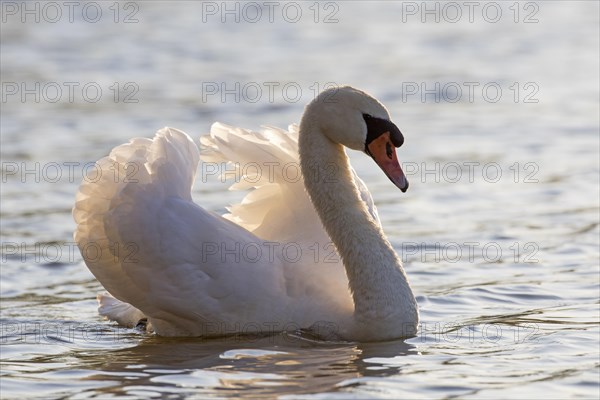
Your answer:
302,86 -> 408,192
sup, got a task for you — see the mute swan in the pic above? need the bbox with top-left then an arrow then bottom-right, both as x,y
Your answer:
73,86 -> 419,341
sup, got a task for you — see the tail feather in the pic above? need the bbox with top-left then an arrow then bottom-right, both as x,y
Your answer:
97,293 -> 147,329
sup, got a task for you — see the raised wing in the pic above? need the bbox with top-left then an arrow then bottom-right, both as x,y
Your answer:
74,128 -> 290,335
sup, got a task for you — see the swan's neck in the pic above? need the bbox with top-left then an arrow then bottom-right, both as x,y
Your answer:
299,122 -> 418,331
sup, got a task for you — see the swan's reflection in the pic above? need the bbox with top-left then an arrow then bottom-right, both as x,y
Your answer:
74,332 -> 418,398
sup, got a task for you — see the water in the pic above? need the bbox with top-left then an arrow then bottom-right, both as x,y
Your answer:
1,1 -> 599,398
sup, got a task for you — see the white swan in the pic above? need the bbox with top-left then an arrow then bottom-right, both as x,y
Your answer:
73,86 -> 419,341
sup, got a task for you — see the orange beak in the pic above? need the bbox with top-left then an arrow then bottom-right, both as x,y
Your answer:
366,131 -> 409,192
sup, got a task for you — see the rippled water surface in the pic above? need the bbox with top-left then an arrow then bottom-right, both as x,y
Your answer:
1,1 -> 599,399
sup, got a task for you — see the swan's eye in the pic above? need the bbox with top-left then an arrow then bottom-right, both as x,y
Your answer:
363,113 -> 373,120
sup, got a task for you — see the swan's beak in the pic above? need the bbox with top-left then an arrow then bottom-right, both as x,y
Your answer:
367,132 -> 409,192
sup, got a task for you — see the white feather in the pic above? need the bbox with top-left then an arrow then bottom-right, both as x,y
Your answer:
73,87 -> 418,340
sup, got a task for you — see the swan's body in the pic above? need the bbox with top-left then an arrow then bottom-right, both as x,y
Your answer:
74,86 -> 418,341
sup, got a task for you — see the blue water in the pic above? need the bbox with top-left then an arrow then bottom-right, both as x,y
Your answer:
1,1 -> 599,398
